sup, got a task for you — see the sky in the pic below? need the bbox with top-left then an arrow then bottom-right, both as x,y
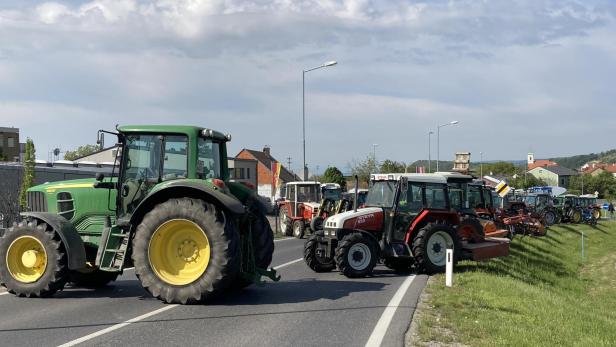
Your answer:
1,0 -> 615,174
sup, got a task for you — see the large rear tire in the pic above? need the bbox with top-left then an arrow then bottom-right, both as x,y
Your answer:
132,198 -> 240,304
543,210 -> 556,226
304,235 -> 335,272
232,210 -> 275,289
0,220 -> 69,297
571,209 -> 583,224
335,232 -> 377,278
412,223 -> 459,275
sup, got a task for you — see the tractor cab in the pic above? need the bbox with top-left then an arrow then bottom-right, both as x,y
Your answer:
304,173 -> 510,277
277,181 -> 322,238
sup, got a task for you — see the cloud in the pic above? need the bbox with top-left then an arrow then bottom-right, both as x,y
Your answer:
0,0 -> 615,169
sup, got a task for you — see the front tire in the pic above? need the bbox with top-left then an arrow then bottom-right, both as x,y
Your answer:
0,220 -> 69,297
571,209 -> 583,224
335,232 -> 377,278
279,207 -> 292,236
293,220 -> 305,239
412,223 -> 459,274
132,198 -> 240,304
304,235 -> 335,272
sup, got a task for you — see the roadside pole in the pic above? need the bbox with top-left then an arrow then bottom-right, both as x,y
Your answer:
446,249 -> 453,287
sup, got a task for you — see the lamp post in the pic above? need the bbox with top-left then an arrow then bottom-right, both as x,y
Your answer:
302,60 -> 337,180
436,120 -> 459,172
480,151 -> 483,180
372,143 -> 379,173
428,131 -> 434,173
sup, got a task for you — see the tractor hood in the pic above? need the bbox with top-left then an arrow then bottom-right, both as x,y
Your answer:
324,207 -> 384,231
301,202 -> 321,210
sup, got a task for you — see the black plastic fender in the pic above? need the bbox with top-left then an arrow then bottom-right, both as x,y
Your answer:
129,181 -> 246,226
20,212 -> 87,270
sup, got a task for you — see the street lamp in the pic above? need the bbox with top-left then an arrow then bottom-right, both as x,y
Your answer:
436,120 -> 459,172
428,131 -> 434,173
372,143 -> 379,173
302,60 -> 337,180
480,151 -> 484,178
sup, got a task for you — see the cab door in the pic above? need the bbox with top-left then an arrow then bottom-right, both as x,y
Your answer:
391,183 -> 424,242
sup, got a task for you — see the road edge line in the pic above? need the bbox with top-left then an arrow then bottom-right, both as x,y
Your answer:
57,257 -> 304,346
0,291 -> 9,296
365,275 -> 416,347
274,237 -> 294,242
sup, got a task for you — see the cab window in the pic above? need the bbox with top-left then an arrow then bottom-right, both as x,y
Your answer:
162,135 -> 188,181
197,138 -> 221,179
426,184 -> 448,209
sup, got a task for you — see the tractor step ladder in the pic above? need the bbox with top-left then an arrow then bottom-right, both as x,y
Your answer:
95,217 -> 130,272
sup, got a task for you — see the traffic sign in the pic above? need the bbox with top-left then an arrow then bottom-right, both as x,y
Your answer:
495,180 -> 511,197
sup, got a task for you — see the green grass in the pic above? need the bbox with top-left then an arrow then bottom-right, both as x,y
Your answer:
416,221 -> 616,347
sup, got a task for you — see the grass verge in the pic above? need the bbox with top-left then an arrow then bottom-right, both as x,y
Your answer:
413,221 -> 616,347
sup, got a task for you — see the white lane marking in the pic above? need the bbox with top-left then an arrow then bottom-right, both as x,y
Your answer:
56,305 -> 178,347
365,275 -> 417,347
57,257 -> 304,346
124,267 -> 134,271
0,291 -> 9,296
273,258 -> 303,270
274,237 -> 294,242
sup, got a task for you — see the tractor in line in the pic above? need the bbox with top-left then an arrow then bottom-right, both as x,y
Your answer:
0,125 -> 277,304
304,173 -> 510,277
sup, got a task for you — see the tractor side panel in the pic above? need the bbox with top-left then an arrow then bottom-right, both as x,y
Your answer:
20,212 -> 87,270
342,210 -> 384,231
404,210 -> 460,243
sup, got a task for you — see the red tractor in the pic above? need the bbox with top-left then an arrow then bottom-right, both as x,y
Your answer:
277,181 -> 323,238
303,173 -> 510,277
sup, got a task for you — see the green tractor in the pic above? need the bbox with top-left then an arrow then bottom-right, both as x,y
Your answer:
0,125 -> 277,304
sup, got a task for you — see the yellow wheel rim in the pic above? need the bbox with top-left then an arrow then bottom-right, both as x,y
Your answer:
148,219 -> 211,286
6,236 -> 48,283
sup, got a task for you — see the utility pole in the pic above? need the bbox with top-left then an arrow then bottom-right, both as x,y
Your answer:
286,157 -> 292,171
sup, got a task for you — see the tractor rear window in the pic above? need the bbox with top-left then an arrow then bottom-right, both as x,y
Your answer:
425,184 -> 447,209
197,138 -> 221,179
162,136 -> 188,181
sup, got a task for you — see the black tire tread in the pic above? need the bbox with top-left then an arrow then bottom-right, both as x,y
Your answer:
304,235 -> 335,272
132,198 -> 240,304
411,222 -> 460,275
0,220 -> 69,297
334,232 -> 377,278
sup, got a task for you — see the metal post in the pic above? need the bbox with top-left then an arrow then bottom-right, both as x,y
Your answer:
428,131 -> 433,173
436,124 -> 440,172
480,151 -> 483,179
302,70 -> 306,181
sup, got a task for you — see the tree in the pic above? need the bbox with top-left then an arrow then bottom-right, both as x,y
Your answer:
64,144 -> 101,161
350,155 -> 378,184
509,174 -> 547,190
19,138 -> 35,209
321,166 -> 347,191
479,161 -> 517,176
379,160 -> 406,174
568,172 -> 616,199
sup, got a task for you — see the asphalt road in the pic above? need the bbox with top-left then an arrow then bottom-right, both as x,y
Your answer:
0,237 -> 427,347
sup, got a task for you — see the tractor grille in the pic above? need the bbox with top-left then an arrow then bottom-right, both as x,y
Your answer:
27,191 -> 48,212
57,192 -> 75,220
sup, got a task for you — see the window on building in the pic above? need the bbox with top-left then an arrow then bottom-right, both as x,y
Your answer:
246,168 -> 250,179
0,134 -> 4,147
233,168 -> 245,179
8,137 -> 15,148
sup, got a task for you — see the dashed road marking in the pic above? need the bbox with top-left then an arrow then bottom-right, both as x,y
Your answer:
365,275 -> 417,347
57,257 -> 304,346
274,237 -> 294,242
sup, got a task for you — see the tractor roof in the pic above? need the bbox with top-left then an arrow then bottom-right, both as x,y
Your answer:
286,181 -> 321,186
117,125 -> 229,140
371,173 -> 450,184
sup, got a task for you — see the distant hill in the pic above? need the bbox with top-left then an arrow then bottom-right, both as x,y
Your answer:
549,149 -> 616,170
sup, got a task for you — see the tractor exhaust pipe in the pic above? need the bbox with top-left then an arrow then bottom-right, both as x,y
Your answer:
354,175 -> 359,212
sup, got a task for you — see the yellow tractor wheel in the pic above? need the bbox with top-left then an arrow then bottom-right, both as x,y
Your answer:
132,198 -> 240,304
0,220 -> 69,297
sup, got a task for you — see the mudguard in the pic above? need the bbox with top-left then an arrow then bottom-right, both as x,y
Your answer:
20,212 -> 87,270
130,181 -> 246,226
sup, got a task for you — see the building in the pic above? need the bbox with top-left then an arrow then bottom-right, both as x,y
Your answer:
527,165 -> 578,187
0,127 -> 22,162
72,146 -> 119,164
236,146 -> 298,198
453,152 -> 471,174
228,157 -> 258,187
527,152 -> 558,171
